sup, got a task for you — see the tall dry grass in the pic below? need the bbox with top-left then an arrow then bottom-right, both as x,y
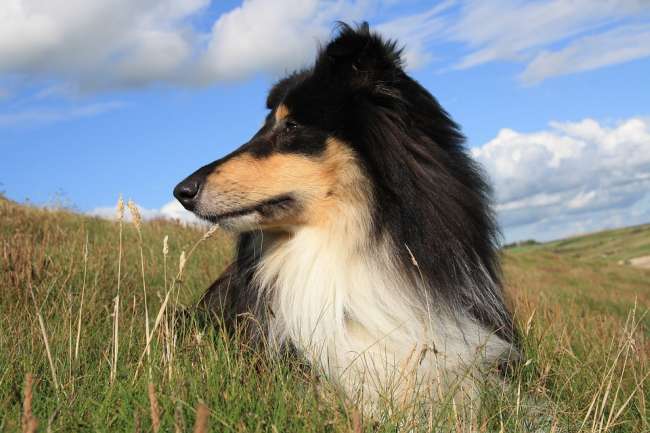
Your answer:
0,195 -> 648,432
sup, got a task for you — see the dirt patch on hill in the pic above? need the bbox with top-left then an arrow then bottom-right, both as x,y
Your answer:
620,255 -> 650,269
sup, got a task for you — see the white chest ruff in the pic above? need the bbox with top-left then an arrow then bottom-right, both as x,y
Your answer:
253,225 -> 510,403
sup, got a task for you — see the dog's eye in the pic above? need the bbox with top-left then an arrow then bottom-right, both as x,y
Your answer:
284,120 -> 299,132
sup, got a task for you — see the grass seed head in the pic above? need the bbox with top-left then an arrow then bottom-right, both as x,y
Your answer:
163,235 -> 169,256
116,195 -> 125,221
202,224 -> 219,241
179,251 -> 187,275
127,199 -> 142,231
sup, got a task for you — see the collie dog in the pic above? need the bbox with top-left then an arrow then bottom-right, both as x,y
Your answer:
174,23 -> 518,410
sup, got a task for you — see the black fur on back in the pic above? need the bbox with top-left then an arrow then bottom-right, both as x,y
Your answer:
202,23 -> 518,348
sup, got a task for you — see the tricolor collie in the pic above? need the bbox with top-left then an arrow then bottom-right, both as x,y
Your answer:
174,23 -> 518,410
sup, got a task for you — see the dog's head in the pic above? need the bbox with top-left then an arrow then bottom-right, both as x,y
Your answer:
174,23 -> 407,232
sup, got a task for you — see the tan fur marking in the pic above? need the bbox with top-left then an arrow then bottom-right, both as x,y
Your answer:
302,139 -> 371,227
274,104 -> 290,123
203,138 -> 369,229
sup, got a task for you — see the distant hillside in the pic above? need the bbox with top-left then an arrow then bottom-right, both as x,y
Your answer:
509,223 -> 650,262
545,224 -> 650,263
503,222 -> 650,331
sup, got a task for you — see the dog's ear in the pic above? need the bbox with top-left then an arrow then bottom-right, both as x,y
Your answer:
321,22 -> 404,85
266,71 -> 310,109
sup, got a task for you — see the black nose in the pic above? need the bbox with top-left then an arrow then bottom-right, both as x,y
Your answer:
173,178 -> 200,210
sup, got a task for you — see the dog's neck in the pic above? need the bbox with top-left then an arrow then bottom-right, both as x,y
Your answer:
253,193 -> 391,347
253,199 -> 432,371
250,192 -> 510,405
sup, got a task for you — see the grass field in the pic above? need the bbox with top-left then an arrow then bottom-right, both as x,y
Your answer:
1,195 -> 648,432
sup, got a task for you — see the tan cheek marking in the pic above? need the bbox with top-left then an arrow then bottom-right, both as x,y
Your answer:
275,104 -> 290,123
203,137 -> 370,229
301,138 -> 372,227
205,152 -> 324,202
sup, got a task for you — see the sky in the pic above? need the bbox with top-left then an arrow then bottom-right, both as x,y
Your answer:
1,0 -> 650,242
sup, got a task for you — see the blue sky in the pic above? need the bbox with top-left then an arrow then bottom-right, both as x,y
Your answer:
1,0 -> 650,242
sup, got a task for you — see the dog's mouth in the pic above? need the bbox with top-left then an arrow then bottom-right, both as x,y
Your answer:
199,194 -> 296,224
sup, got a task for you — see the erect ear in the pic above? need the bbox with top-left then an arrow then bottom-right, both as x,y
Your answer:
322,22 -> 404,85
266,71 -> 309,109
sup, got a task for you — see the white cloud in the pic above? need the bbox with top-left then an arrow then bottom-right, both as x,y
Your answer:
198,0 -> 469,79
376,1 -> 454,69
521,24 -> 650,84
449,0 -> 650,82
0,101 -> 125,127
472,116 -> 650,241
89,199 -> 204,226
0,0 -> 208,89
3,0 -> 647,88
199,0 -> 336,82
0,0 -> 370,89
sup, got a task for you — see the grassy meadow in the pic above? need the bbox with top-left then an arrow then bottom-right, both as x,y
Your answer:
0,195 -> 648,432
